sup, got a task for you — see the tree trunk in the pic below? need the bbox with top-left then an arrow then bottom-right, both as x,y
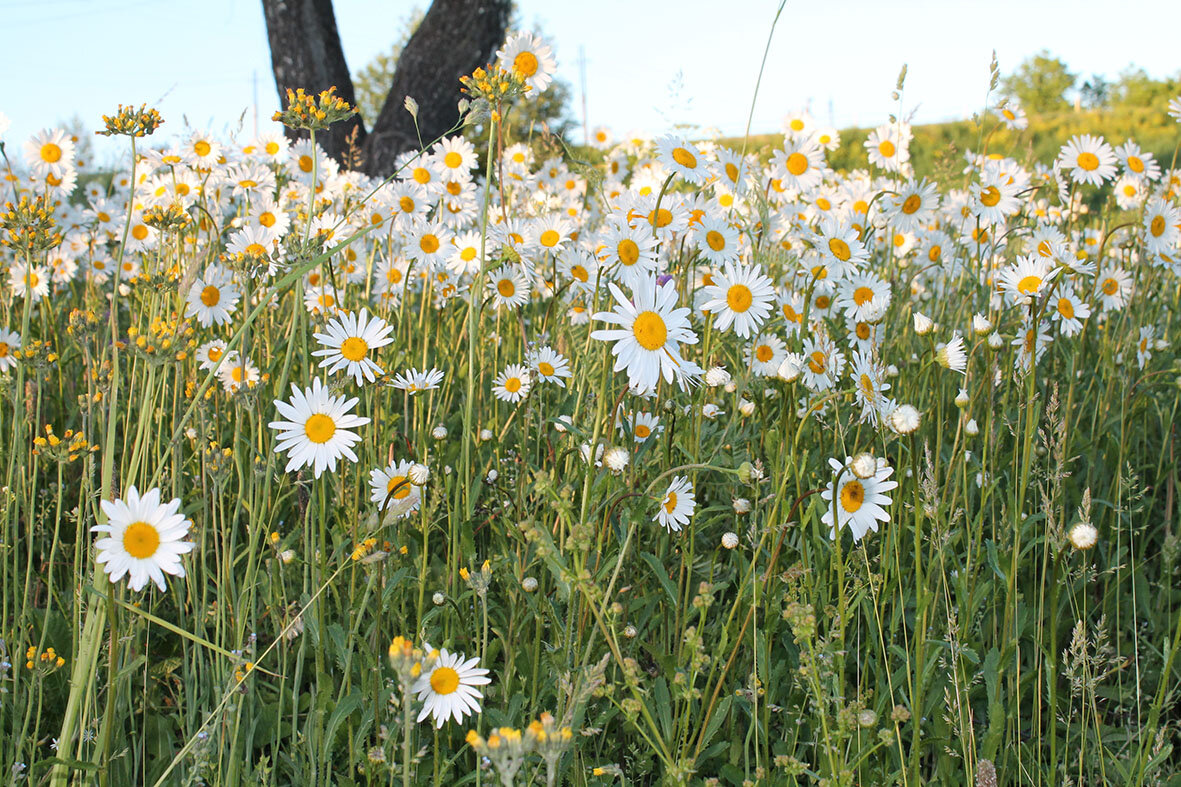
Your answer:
261,0 -> 367,165
362,0 -> 511,177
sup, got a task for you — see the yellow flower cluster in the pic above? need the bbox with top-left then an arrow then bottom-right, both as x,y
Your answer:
142,202 -> 192,232
350,537 -> 378,561
272,86 -> 356,131
460,64 -> 528,103
26,645 -> 66,671
0,195 -> 62,252
97,104 -> 164,138
124,314 -> 196,363
32,425 -> 98,464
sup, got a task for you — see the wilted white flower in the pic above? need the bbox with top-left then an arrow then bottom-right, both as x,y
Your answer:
850,453 -> 877,479
721,531 -> 739,549
913,311 -> 934,335
777,355 -> 802,382
409,463 -> 430,485
738,398 -> 755,416
432,425 -> 448,440
705,366 -> 731,387
937,333 -> 967,374
521,576 -> 538,592
554,414 -> 573,433
432,592 -> 445,606
732,497 -> 751,514
603,446 -> 629,472
623,625 -> 638,638
485,469 -> 499,483
479,428 -> 494,441
702,403 -> 723,419
973,314 -> 993,335
888,404 -> 922,435
1069,522 -> 1098,550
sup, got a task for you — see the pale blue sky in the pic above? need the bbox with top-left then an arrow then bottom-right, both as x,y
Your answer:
1,0 -> 1178,161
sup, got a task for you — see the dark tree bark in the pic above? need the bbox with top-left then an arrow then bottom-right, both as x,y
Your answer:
261,0 -> 367,164
261,0 -> 510,177
361,0 -> 511,177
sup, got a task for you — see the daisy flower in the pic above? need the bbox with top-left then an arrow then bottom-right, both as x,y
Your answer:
93,486 -> 194,592
186,266 -> 240,328
849,351 -> 889,424
369,459 -> 423,519
995,102 -> 1028,130
8,262 -> 50,303
969,167 -> 1021,226
864,124 -> 910,172
497,31 -> 557,94
492,364 -> 532,403
527,346 -> 572,387
592,276 -> 703,391
24,128 -> 76,179
0,329 -> 21,373
626,411 -> 662,442
1137,326 -> 1155,369
1057,135 -> 1117,186
700,261 -> 776,338
885,178 -> 940,233
599,221 -> 659,288
835,272 -> 891,323
656,135 -> 709,184
1051,289 -> 1090,337
218,356 -> 261,394
997,255 -> 1057,303
487,265 -> 531,310
811,217 -> 868,275
390,367 -> 445,394
1012,321 -> 1052,372
312,309 -> 394,385
1094,267 -> 1132,311
405,220 -> 454,270
1143,197 -> 1180,255
745,333 -> 787,377
801,334 -> 845,393
820,456 -> 897,541
269,378 -> 371,478
655,476 -> 695,532
694,214 -> 741,266
195,339 -> 230,371
412,646 -> 490,728
1115,141 -> 1160,182
771,137 -> 825,193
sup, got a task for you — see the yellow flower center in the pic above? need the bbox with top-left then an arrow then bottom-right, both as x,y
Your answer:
928,245 -> 942,262
1077,152 -> 1099,171
1002,108 -> 1015,120
1016,275 -> 1042,295
1128,155 -> 1144,173
430,665 -> 460,694
132,225 -> 149,241
856,322 -> 871,340
901,194 -> 921,214
617,238 -> 640,265
726,283 -> 753,313
304,413 -> 337,444
878,139 -> 896,158
299,155 -> 314,173
246,243 -> 267,257
443,151 -> 463,169
671,147 -> 697,169
663,491 -> 678,514
122,521 -> 160,559
809,351 -> 827,373
815,295 -> 831,309
540,229 -> 560,247
785,152 -> 808,176
979,186 -> 1001,207
513,51 -> 539,77
853,286 -> 875,306
1150,215 -> 1166,237
194,140 -> 211,157
385,475 -> 412,500
504,377 -> 522,393
340,337 -> 368,362
259,211 -> 277,227
755,344 -> 774,362
1057,298 -> 1075,319
634,423 -> 651,438
570,265 -> 588,282
200,285 -> 220,307
1102,278 -> 1118,295
538,361 -> 555,376
41,142 -> 63,163
632,311 -> 667,351
725,162 -> 739,182
706,230 -> 726,251
828,238 -> 851,261
839,480 -> 864,512
790,119 -> 805,132
207,347 -> 223,362
420,234 -> 440,254
265,141 -> 280,155
783,303 -> 801,323
497,279 -> 515,298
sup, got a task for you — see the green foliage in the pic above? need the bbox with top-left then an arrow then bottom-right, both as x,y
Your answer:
1000,50 -> 1077,113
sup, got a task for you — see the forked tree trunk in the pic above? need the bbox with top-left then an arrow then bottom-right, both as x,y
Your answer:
261,0 -> 510,178
361,0 -> 511,177
261,0 -> 368,164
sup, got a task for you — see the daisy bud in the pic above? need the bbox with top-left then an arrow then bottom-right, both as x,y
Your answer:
521,576 -> 538,592
913,311 -> 933,335
479,428 -> 493,442
973,314 -> 993,335
409,463 -> 430,485
432,592 -> 445,606
485,469 -> 499,483
705,366 -> 731,387
965,418 -> 980,436
404,95 -> 419,119
280,549 -> 295,563
850,453 -> 877,479
987,332 -> 1004,350
722,531 -> 739,549
604,446 -> 629,472
724,382 -> 737,393
777,357 -> 802,382
432,425 -> 448,440
1068,522 -> 1098,550
886,364 -> 899,378
732,498 -> 751,514
888,404 -> 922,435
738,399 -> 755,416
955,388 -> 970,407
623,625 -> 638,639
